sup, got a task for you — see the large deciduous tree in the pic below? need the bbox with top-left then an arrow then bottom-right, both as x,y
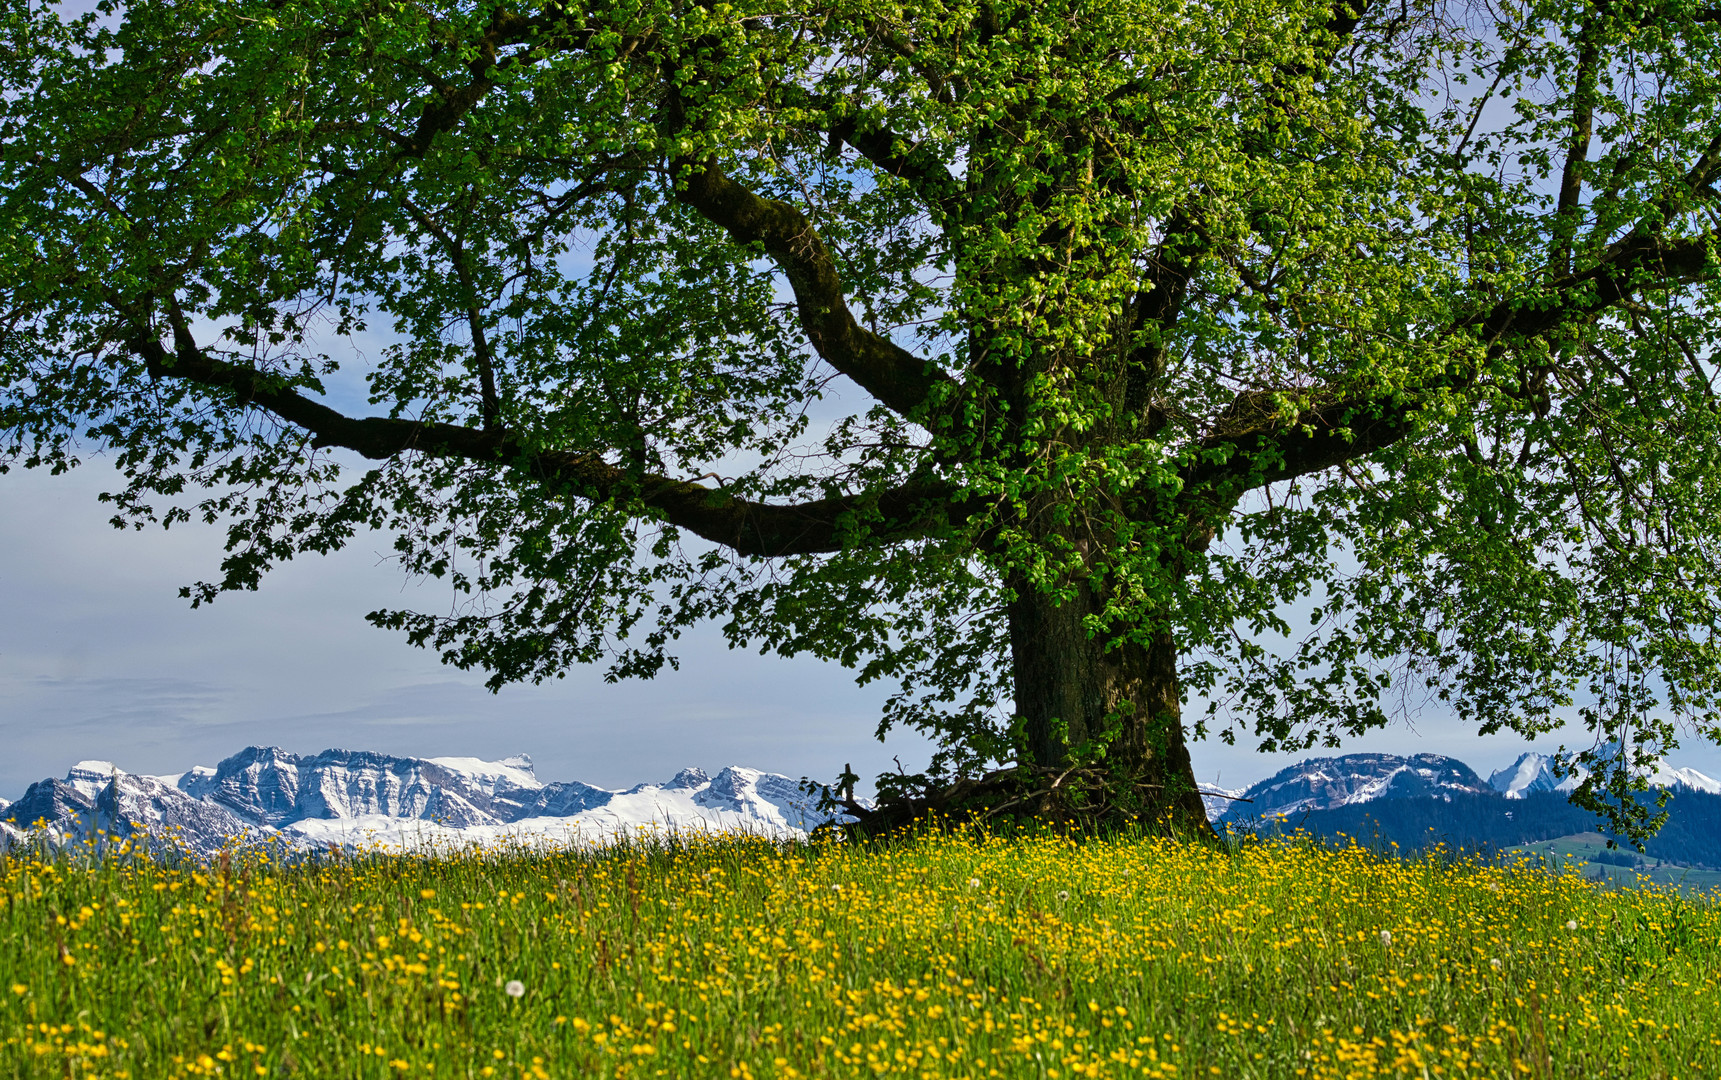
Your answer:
4,0 -> 1721,838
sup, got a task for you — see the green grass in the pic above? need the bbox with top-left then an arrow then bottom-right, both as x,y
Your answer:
1505,834 -> 1721,896
2,826 -> 1719,1079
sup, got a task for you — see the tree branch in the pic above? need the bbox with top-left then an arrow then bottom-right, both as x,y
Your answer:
1467,229 -> 1717,343
397,196 -> 501,428
668,151 -> 959,418
1552,10 -> 1603,275
1182,226 -> 1719,502
126,329 -> 975,558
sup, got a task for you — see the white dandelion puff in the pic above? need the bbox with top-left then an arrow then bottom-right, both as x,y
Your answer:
1490,958 -> 1501,970
967,878 -> 981,889
1379,930 -> 1392,946
1057,890 -> 1070,902
504,980 -> 525,998
1566,920 -> 1578,931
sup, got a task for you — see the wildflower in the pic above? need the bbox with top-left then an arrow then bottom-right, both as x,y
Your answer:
1379,930 -> 1392,946
1490,958 -> 1501,970
831,884 -> 842,893
1566,920 -> 1578,931
8,984 -> 25,996
504,980 -> 525,998
420,889 -> 435,899
1057,890 -> 1070,902
967,878 -> 981,889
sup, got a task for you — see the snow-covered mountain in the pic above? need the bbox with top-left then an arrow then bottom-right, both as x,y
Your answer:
1198,783 -> 1248,821
0,748 -> 842,856
1489,750 -> 1721,799
1216,753 -> 1494,824
1210,748 -> 1721,827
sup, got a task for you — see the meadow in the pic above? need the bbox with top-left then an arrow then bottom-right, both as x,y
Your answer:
1,825 -> 1717,1079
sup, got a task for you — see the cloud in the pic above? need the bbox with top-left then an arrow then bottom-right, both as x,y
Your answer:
10,674 -> 232,730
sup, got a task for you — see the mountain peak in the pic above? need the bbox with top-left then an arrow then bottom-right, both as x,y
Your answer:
1218,752 -> 1491,823
666,767 -> 711,789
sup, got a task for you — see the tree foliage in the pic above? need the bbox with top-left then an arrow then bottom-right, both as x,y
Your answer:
4,0 -> 1721,838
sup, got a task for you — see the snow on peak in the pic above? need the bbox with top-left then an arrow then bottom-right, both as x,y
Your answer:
1219,753 -> 1492,823
1489,749 -> 1720,798
1647,761 -> 1721,794
427,755 -> 543,793
1488,752 -> 1579,799
64,761 -> 122,799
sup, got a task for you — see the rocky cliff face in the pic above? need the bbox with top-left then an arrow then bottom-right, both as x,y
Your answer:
95,772 -> 259,850
199,747 -> 519,826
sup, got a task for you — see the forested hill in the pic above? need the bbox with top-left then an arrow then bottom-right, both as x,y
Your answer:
1243,790 -> 1721,867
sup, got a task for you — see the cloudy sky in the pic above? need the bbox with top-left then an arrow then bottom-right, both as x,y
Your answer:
11,446 -> 1716,802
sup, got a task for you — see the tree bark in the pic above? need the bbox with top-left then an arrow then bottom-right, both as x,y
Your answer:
1007,580 -> 1214,837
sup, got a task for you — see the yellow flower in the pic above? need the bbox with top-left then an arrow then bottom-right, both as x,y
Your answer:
9,984 -> 25,996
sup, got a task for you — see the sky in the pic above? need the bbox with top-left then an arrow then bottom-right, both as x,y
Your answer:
10,451 -> 1720,803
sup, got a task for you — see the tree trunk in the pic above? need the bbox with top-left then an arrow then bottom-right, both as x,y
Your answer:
1007,580 -> 1213,837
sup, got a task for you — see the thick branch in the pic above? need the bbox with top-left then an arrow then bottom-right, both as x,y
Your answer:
670,153 -> 960,418
393,25 -> 961,421
819,109 -> 963,226
1466,229 -> 1716,342
1552,12 -> 1602,275
1183,227 -> 1718,502
1182,387 -> 1415,496
127,331 -> 971,558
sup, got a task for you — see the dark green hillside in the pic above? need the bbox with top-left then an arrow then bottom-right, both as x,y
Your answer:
1239,790 -> 1721,868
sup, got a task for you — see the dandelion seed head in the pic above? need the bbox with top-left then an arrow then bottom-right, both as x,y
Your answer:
504,980 -> 525,998
1490,958 -> 1501,970
967,878 -> 981,889
1057,890 -> 1070,902
1379,930 -> 1392,946
1566,920 -> 1578,931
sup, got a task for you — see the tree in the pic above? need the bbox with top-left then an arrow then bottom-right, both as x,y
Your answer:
4,0 -> 1721,840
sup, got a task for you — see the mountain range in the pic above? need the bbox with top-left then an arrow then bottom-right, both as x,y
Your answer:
1211,748 -> 1721,826
1213,749 -> 1721,868
5,744 -> 1720,861
0,747 -> 836,855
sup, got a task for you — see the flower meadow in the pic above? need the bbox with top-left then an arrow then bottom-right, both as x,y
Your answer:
1,827 -> 1718,1079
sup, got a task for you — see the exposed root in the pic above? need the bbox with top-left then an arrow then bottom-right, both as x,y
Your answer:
830,763 -> 1217,842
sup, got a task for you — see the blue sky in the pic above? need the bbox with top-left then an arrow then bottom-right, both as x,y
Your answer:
11,456 -> 1713,801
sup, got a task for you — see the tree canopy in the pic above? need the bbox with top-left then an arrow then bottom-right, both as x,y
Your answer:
4,0 -> 1721,838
